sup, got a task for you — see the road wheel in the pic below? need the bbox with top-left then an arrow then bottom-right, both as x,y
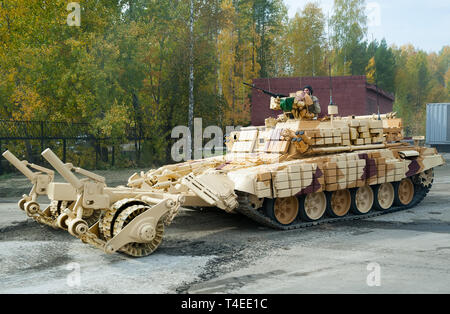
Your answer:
299,192 -> 327,222
394,178 -> 414,206
326,189 -> 351,218
373,183 -> 395,210
264,196 -> 299,226
351,185 -> 374,215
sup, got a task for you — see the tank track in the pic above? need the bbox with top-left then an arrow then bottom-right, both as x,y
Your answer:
235,180 -> 431,231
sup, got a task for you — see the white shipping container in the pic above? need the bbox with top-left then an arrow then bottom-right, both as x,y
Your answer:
426,103 -> 450,145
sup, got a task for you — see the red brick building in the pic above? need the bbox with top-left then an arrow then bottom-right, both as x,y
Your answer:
250,76 -> 394,126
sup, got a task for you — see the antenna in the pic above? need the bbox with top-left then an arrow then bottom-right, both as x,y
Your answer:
329,63 -> 334,106
373,57 -> 381,120
327,63 -> 338,123
376,78 -> 381,120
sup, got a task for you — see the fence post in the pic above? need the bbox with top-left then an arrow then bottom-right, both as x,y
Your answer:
63,139 -> 67,163
40,121 -> 45,152
0,140 -> 3,175
111,145 -> 115,167
95,139 -> 98,170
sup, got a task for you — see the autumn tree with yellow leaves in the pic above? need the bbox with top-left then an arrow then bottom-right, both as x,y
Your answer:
0,0 -> 448,167
286,2 -> 327,77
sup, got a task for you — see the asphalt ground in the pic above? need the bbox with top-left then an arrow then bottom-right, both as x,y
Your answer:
0,156 -> 449,294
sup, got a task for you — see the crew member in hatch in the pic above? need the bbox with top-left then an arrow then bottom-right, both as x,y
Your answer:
303,85 -> 321,116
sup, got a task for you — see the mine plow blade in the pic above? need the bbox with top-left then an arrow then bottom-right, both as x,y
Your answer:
2,150 -> 54,217
181,172 -> 239,213
37,148 -> 183,257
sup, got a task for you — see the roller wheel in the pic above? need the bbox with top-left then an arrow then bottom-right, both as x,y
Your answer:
56,212 -> 70,230
18,198 -> 27,211
82,208 -> 102,227
350,185 -> 374,215
68,218 -> 89,237
24,201 -> 40,217
326,189 -> 351,218
373,183 -> 395,211
299,192 -> 327,222
394,178 -> 414,206
263,196 -> 299,226
50,201 -> 72,219
112,205 -> 165,257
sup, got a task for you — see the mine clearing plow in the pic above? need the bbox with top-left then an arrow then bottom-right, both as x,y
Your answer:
2,149 -> 235,257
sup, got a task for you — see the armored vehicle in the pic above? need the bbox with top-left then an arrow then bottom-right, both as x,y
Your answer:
2,87 -> 445,257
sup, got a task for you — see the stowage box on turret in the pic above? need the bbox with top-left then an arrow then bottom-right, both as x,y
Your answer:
2,87 -> 445,257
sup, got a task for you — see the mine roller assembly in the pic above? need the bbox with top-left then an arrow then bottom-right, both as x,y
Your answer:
2,96 -> 445,257
2,149 -> 183,257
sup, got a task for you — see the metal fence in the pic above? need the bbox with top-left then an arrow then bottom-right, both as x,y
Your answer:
0,120 -> 92,140
0,120 -> 150,174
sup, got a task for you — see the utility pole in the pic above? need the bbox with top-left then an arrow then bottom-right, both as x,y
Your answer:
188,0 -> 195,160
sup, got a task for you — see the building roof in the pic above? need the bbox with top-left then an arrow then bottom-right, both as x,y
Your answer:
366,83 -> 395,101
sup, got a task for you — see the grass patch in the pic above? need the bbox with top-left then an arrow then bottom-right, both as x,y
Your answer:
0,173 -> 14,180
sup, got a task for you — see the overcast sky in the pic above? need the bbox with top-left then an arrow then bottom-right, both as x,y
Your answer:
284,0 -> 450,53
